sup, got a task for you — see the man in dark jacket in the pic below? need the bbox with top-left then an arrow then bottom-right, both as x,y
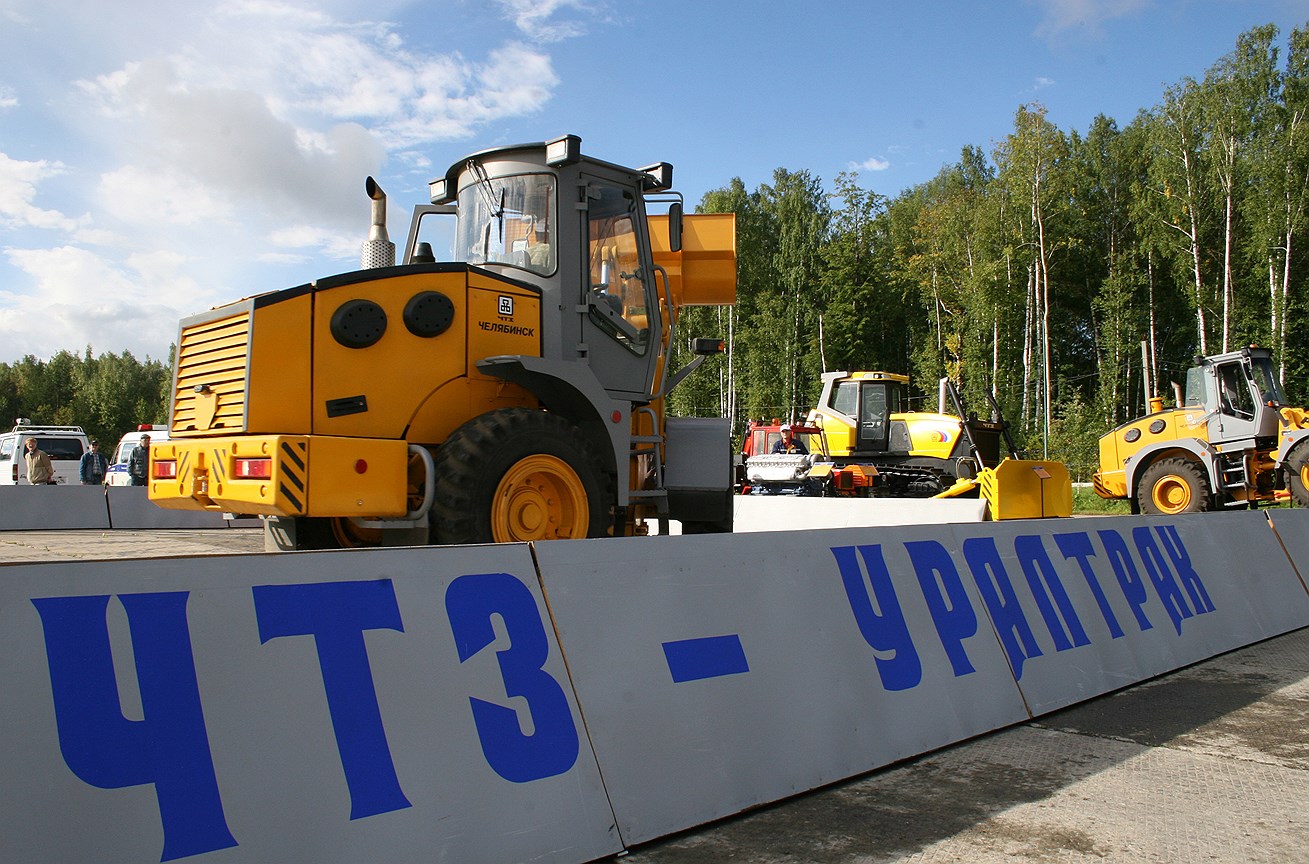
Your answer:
128,434 -> 151,486
80,440 -> 108,485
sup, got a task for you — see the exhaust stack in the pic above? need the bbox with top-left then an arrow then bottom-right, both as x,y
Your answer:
360,176 -> 396,269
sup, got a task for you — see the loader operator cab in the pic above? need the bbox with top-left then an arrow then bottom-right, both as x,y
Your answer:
1185,347 -> 1284,443
403,135 -> 679,402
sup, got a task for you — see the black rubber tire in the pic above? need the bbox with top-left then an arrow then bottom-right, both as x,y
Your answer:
431,409 -> 611,544
264,516 -> 380,551
1137,457 -> 1211,515
1286,441 -> 1309,507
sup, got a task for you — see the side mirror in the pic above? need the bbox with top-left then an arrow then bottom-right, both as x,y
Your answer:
690,338 -> 725,356
668,201 -> 683,253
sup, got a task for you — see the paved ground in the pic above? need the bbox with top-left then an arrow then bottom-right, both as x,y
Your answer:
623,627 -> 1309,863
0,527 -> 265,562
2,530 -> 1306,863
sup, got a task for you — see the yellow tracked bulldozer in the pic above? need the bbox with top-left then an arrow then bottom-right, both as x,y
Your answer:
770,371 -> 1071,518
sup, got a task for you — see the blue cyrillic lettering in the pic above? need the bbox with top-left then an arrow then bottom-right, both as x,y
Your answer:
905,540 -> 978,677
1054,531 -> 1125,639
1155,525 -> 1215,615
832,545 -> 922,690
252,580 -> 411,819
445,573 -> 580,783
32,593 -> 237,861
1097,529 -> 1154,632
1015,535 -> 1090,651
962,537 -> 1042,680
1132,527 -> 1193,635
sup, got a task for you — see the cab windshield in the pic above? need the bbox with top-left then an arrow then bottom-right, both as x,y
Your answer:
455,171 -> 556,276
1250,355 -> 1287,405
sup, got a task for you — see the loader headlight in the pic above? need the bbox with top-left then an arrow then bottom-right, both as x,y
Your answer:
429,178 -> 450,204
546,134 -> 581,166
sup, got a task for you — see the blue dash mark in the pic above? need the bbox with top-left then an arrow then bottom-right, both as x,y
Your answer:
662,634 -> 750,683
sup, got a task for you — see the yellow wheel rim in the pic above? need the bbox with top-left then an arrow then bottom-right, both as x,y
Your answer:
1301,464 -> 1309,491
492,455 -> 589,542
330,518 -> 383,548
1151,475 -> 1192,514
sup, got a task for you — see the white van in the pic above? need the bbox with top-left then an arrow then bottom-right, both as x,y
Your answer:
107,425 -> 170,486
0,421 -> 90,485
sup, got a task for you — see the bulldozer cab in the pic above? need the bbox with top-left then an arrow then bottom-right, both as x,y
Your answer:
404,135 -> 676,401
825,373 -> 907,453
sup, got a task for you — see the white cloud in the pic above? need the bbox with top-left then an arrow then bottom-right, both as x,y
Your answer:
852,156 -> 891,172
0,0 -> 599,361
0,153 -> 84,232
1029,0 -> 1150,37
98,165 -> 236,227
0,245 -> 193,359
495,0 -> 597,42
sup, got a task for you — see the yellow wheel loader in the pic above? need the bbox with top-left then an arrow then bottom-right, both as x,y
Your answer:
1094,346 -> 1309,514
148,135 -> 737,549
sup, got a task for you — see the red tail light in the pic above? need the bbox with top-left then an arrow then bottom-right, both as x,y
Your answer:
153,460 -> 177,479
233,458 -> 272,479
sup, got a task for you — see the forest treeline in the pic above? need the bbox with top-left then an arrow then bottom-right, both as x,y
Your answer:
5,25 -> 1309,481
667,23 -> 1309,479
0,350 -> 171,449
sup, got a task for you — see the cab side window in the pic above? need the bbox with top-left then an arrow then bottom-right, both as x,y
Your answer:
831,382 -> 858,417
587,183 -> 650,353
1217,364 -> 1254,418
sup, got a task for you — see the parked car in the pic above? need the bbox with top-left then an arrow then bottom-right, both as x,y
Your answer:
0,420 -> 90,485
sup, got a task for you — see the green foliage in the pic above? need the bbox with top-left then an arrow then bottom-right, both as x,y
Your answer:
1045,392 -> 1103,482
1072,486 -> 1132,515
682,23 -> 1309,465
0,349 -> 171,447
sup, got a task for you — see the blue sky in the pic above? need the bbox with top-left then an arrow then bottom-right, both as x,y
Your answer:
2,0 -> 1308,363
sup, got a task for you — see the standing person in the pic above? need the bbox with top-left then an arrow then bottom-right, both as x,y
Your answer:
24,437 -> 56,485
128,434 -> 151,486
80,439 -> 109,485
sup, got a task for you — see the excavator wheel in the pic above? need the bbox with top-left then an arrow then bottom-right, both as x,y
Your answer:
432,408 -> 611,544
1286,441 -> 1309,507
1137,457 -> 1212,516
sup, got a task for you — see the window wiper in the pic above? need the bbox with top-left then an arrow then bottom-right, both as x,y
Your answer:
468,159 -> 505,244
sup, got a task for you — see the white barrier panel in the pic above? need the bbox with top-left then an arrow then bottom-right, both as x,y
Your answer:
945,512 -> 1309,716
1267,508 -> 1309,588
0,485 -> 111,530
733,495 -> 987,531
534,528 -> 1031,845
105,486 -> 238,529
0,546 -> 619,864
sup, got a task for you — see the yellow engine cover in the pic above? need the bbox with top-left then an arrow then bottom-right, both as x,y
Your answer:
1094,408 -> 1208,499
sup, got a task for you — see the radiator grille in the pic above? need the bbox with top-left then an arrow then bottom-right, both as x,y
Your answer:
171,311 -> 250,435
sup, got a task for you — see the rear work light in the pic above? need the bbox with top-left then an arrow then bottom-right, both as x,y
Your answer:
233,458 -> 272,479
153,460 -> 177,480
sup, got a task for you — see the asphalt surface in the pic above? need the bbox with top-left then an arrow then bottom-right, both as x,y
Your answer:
2,529 -> 1306,863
